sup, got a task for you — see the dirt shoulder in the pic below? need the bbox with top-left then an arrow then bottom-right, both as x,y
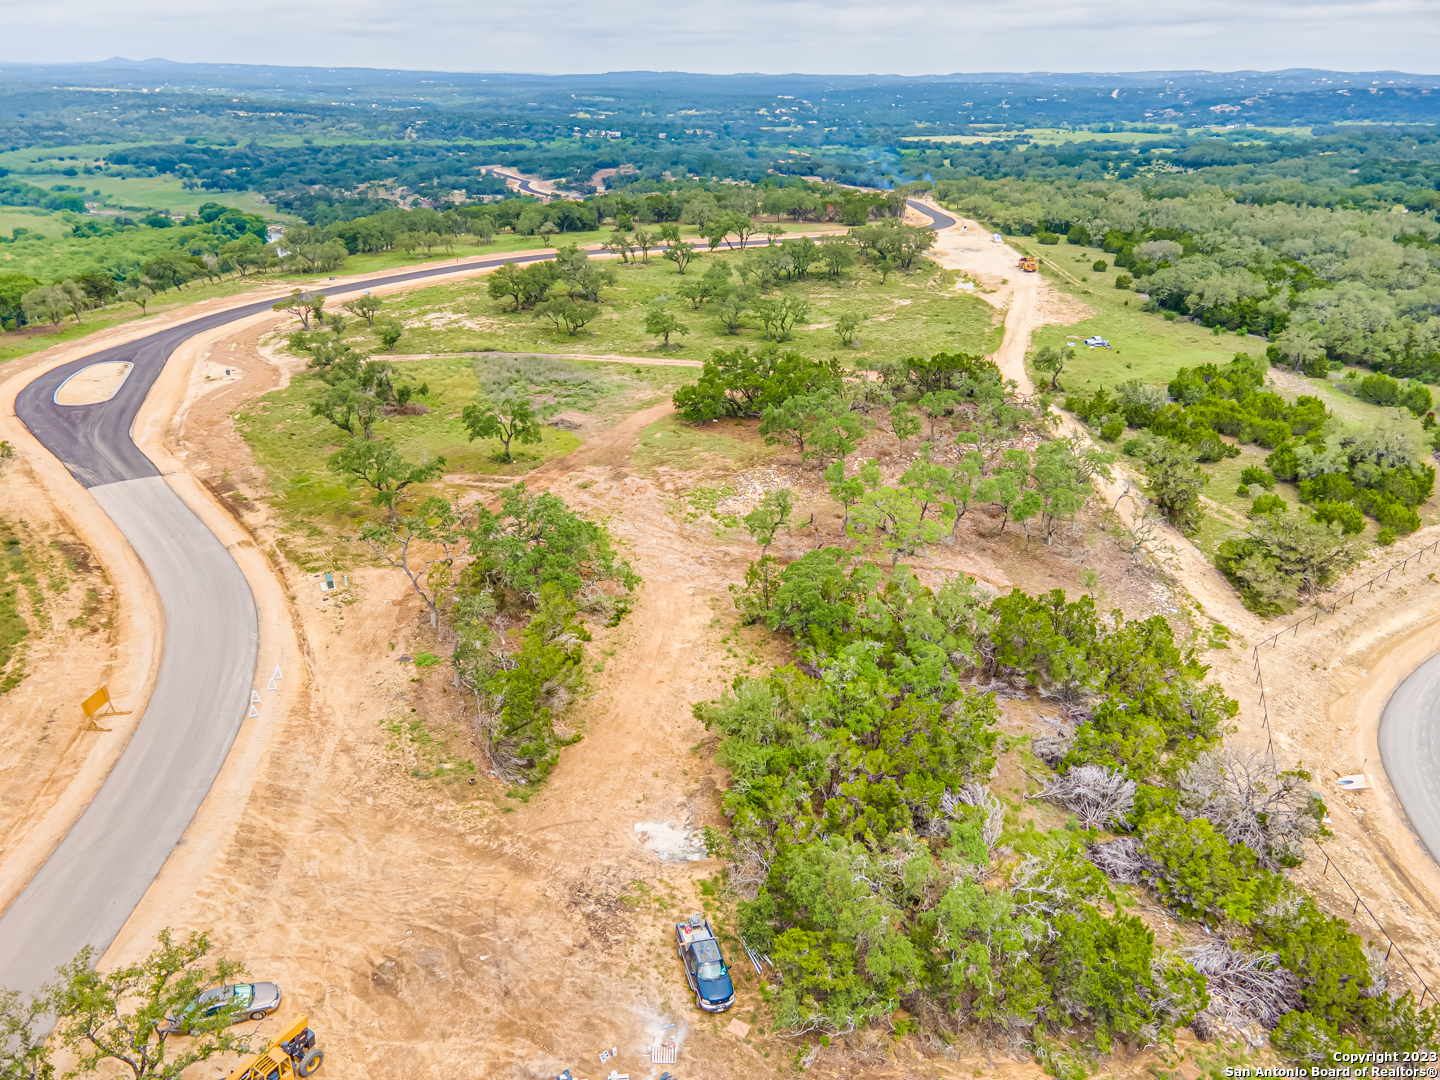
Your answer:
98,314 -> 795,1073
73,224 -> 1196,1079
923,209 -> 1440,991
20,211 -> 1440,1077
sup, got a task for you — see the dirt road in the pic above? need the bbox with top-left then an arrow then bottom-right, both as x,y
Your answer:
12,198 -> 1440,1074
926,201 -> 1440,991
109,345 -> 776,1073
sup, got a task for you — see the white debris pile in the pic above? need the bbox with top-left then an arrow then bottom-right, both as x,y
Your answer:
712,467 -> 794,517
634,821 -> 708,862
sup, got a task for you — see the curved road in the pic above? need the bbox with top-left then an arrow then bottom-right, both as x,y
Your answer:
0,248 -> 590,997
1380,659 -> 1440,867
0,201 -> 953,996
479,166 -> 557,200
908,199 -> 956,231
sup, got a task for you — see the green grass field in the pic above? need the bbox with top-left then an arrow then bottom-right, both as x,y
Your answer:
1021,236 -> 1438,555
630,413 -> 781,476
0,224 -> 861,371
0,208 -> 74,240
1,142 -> 294,219
0,278 -> 270,365
321,246 -> 1001,367
64,177 -> 283,219
337,220 -> 845,276
237,352 -> 688,531
1019,240 -> 1263,392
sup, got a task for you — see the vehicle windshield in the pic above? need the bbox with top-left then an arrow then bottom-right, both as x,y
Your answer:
232,984 -> 254,1008
697,961 -> 726,982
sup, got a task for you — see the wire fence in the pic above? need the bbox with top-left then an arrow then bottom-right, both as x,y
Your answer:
1311,838 -> 1431,1006
1246,537 -> 1440,1005
1252,538 -> 1440,653
1247,537 -> 1440,768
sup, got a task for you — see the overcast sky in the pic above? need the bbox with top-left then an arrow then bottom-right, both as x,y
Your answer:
9,0 -> 1440,76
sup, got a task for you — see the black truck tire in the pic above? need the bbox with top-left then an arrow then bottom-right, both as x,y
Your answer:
297,1049 -> 324,1077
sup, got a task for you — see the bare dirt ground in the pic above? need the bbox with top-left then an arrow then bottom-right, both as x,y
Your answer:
80,292 -> 1181,1080
0,299 -> 286,914
918,205 -> 1440,994
0,464 -> 120,898
11,214 -> 1440,1079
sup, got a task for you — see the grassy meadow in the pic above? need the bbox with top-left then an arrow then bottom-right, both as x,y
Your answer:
1018,237 -> 1439,551
1020,238 -> 1267,390
237,351 -> 688,533
318,245 -> 1002,364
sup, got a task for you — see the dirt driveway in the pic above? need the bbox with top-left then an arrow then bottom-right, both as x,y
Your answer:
14,210 -> 1440,1078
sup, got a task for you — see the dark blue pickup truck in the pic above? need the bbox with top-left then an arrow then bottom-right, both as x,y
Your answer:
675,914 -> 735,1012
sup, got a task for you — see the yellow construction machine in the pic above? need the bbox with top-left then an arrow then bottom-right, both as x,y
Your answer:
1018,255 -> 1038,273
226,1015 -> 324,1080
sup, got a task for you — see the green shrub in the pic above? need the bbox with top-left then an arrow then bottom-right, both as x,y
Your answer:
1249,493 -> 1288,517
703,549 -> 1401,1057
1358,993 -> 1440,1054
1299,472 -> 1356,504
1313,500 -> 1365,535
1099,419 -> 1124,441
672,344 -> 841,422
1357,373 -> 1401,407
1272,1011 -> 1364,1065
469,483 -> 640,601
1254,896 -> 1372,1020
1216,538 -> 1299,617
477,584 -> 590,784
762,547 -> 878,639
1267,441 -> 1301,480
1091,259 -> 1107,272
1137,810 -> 1287,922
728,554 -> 782,625
1358,490 -> 1421,534
1115,274 -> 1133,289
1356,372 -> 1433,416
1076,356 -> 1324,465
1239,465 -> 1274,489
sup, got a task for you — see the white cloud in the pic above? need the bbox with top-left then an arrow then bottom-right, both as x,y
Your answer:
6,0 -> 1439,74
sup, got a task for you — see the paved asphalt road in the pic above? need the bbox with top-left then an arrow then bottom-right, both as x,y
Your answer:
1380,657 -> 1440,867
0,248 -> 573,996
0,200 -> 949,995
908,201 -> 956,231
